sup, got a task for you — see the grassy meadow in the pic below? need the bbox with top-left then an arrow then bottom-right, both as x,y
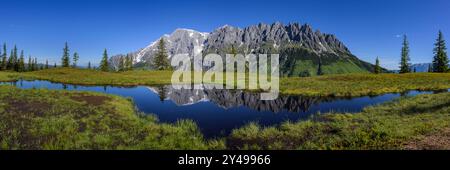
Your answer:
0,84 -> 448,150
228,92 -> 450,150
0,68 -> 449,150
1,68 -> 449,97
0,85 -> 224,150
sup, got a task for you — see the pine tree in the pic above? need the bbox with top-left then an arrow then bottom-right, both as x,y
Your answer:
88,61 -> 91,69
62,42 -> 70,67
118,56 -> 125,72
428,64 -> 433,72
54,62 -> 57,68
8,45 -> 19,71
28,56 -> 32,71
73,52 -> 79,68
230,45 -> 237,57
7,50 -> 13,70
157,86 -> 167,102
7,45 -> 18,71
399,35 -> 411,73
374,57 -> 381,74
45,60 -> 49,69
0,44 -> 2,71
129,55 -> 134,71
432,31 -> 449,72
30,57 -> 35,71
317,59 -> 324,76
100,49 -> 109,72
124,55 -> 130,71
152,38 -> 170,70
126,54 -> 133,71
1,43 -> 7,70
34,57 -> 38,71
18,50 -> 25,72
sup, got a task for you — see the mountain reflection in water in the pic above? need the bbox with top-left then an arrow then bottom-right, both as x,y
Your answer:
3,80 -> 444,137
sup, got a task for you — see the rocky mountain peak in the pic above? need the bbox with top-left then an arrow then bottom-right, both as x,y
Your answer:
112,22 -> 362,74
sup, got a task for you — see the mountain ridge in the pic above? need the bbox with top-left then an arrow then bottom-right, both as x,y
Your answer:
111,22 -> 378,76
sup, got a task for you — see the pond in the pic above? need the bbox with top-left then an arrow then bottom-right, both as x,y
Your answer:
2,80 -> 446,138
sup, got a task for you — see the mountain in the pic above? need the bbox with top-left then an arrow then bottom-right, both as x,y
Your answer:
390,63 -> 432,73
110,29 -> 208,70
136,29 -> 209,67
204,22 -> 375,76
148,85 -> 331,113
204,22 -> 349,55
112,22 -> 378,76
410,63 -> 431,72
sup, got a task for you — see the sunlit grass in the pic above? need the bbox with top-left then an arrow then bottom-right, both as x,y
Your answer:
2,68 -> 448,97
228,92 -> 450,150
0,85 -> 224,150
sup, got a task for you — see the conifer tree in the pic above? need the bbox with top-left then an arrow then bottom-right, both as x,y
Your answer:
88,61 -> 91,69
73,52 -> 79,68
374,57 -> 381,74
100,49 -> 109,72
129,55 -> 134,71
30,57 -> 35,71
13,46 -> 18,71
1,43 -> 7,70
62,42 -> 70,67
432,31 -> 449,72
34,57 -> 38,71
230,45 -> 237,57
7,46 -> 18,71
317,59 -> 324,76
428,64 -> 433,72
7,50 -> 13,70
118,56 -> 125,72
152,38 -> 170,70
126,54 -> 133,71
45,60 -> 49,69
28,56 -> 32,71
18,50 -> 25,72
54,62 -> 57,68
0,45 -> 2,71
399,35 -> 411,73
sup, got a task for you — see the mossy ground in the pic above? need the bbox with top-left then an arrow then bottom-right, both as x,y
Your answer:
228,92 -> 450,150
0,85 -> 224,150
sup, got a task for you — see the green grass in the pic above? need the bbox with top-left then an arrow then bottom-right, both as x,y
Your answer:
289,60 -> 370,77
280,73 -> 450,96
1,68 -> 449,97
14,68 -> 174,86
0,85 -> 225,150
227,92 -> 450,150
0,82 -> 449,150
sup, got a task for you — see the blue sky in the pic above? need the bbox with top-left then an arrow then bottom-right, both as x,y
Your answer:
0,0 -> 449,69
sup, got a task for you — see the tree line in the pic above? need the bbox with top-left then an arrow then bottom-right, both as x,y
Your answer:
0,39 -> 173,73
94,38 -> 170,72
0,43 -> 55,72
59,42 -> 136,72
374,31 -> 449,74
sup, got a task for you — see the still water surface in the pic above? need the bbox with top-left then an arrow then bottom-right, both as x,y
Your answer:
2,80 -> 444,137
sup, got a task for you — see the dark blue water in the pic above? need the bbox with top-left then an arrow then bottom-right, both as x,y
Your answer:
2,80 -> 445,137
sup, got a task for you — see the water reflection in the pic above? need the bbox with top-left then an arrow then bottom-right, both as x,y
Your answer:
150,85 -> 334,113
1,80 -> 448,137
